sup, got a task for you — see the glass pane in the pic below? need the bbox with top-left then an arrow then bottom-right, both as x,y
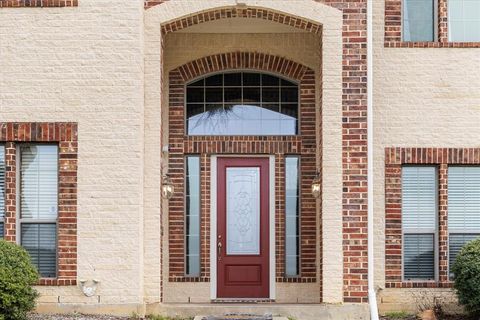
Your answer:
205,74 -> 223,86
449,0 -> 480,41
449,233 -> 480,278
403,0 -> 435,41
285,157 -> 300,276
187,88 -> 204,103
226,167 -> 260,255
243,73 -> 261,86
186,156 -> 200,276
186,72 -> 299,136
224,73 -> 242,86
0,146 -> 5,221
21,145 -> 58,220
403,233 -> 435,280
21,223 -> 57,278
0,222 -> 3,239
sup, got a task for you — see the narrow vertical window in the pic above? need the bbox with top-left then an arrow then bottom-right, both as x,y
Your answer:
0,146 -> 5,238
285,156 -> 300,276
402,166 -> 437,280
449,0 -> 480,42
403,0 -> 436,41
185,156 -> 200,276
448,167 -> 480,277
20,145 -> 58,278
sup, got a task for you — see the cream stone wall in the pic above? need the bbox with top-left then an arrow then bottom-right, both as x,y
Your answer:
372,0 -> 480,313
0,0 -> 145,312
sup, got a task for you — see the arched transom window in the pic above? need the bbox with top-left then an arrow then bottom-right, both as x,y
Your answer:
186,72 -> 299,136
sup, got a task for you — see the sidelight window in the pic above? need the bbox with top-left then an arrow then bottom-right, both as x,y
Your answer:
285,156 -> 300,276
186,72 -> 299,136
185,156 -> 201,276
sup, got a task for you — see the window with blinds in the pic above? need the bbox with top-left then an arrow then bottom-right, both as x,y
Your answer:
402,166 -> 437,281
20,145 -> 58,278
0,146 -> 5,239
448,167 -> 480,277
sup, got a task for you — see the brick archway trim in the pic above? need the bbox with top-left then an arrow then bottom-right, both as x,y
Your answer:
174,51 -> 313,83
167,51 -> 319,289
154,6 -> 322,35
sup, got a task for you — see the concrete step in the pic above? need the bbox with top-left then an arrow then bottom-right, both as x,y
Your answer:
148,303 -> 370,320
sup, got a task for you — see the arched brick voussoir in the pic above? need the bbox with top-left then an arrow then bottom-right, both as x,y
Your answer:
172,52 -> 312,84
160,6 -> 322,35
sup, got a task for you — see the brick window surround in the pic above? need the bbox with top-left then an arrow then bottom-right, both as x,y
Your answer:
0,122 -> 78,286
167,52 -> 319,288
385,0 -> 480,48
0,0 -> 77,7
385,147 -> 480,289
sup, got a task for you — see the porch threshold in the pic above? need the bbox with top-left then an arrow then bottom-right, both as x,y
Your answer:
147,302 -> 370,320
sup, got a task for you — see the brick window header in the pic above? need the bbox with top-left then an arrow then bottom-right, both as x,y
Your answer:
384,0 -> 480,48
0,0 -> 77,7
0,122 -> 78,286
385,147 -> 480,289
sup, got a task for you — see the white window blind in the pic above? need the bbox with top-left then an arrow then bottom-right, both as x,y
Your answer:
20,145 -> 58,278
402,166 -> 437,280
0,146 -> 5,238
448,167 -> 480,275
448,0 -> 480,42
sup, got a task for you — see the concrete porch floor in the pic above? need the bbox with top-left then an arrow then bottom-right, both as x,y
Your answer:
147,303 -> 370,320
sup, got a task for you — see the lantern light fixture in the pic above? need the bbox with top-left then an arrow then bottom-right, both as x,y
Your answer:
311,170 -> 321,199
161,174 -> 174,200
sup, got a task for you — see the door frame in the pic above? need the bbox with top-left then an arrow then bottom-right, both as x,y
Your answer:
210,155 -> 276,300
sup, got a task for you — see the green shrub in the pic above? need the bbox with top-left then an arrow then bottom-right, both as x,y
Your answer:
452,238 -> 480,316
0,240 -> 39,320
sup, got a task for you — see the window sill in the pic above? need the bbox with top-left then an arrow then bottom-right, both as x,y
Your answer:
386,281 -> 453,289
384,41 -> 480,48
37,278 -> 77,286
0,1 -> 78,7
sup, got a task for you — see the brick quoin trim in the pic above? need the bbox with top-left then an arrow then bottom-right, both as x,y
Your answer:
168,52 -> 319,289
384,0 -> 480,48
385,147 -> 480,289
0,0 -> 77,7
151,0 -> 369,302
0,123 -> 78,286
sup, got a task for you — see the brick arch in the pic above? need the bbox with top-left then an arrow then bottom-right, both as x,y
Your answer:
145,3 -> 322,35
173,52 -> 313,83
167,51 -> 319,293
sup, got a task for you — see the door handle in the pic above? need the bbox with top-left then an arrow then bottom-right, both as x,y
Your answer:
217,240 -> 222,261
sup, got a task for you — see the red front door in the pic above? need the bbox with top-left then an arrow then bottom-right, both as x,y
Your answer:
217,157 -> 270,298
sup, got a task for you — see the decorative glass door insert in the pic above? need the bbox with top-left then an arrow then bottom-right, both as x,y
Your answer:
226,167 -> 260,255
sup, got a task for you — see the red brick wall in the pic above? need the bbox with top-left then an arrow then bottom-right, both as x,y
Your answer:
385,147 -> 480,289
0,122 -> 78,286
384,0 -> 480,48
0,0 -> 77,7
167,52 -> 319,288
148,0 -> 370,302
